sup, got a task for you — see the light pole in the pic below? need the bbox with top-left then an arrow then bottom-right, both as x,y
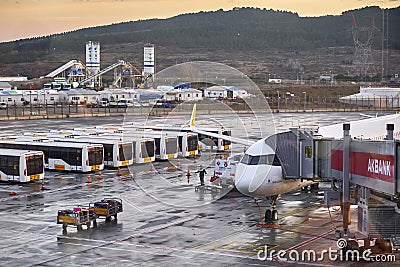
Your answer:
277,90 -> 280,113
303,91 -> 306,112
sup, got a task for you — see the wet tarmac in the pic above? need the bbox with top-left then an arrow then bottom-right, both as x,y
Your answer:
0,111 -> 398,266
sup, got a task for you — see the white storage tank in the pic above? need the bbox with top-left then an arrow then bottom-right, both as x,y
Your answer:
86,41 -> 100,74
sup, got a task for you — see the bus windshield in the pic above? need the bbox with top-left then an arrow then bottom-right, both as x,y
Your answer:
26,154 -> 44,176
166,138 -> 177,154
88,147 -> 103,166
222,130 -> 231,146
142,141 -> 155,158
119,143 -> 132,161
187,135 -> 198,152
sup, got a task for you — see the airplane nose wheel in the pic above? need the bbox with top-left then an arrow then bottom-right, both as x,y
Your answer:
265,208 -> 278,223
264,195 -> 279,224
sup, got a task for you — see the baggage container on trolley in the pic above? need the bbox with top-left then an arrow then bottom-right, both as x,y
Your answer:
57,207 -> 97,232
89,198 -> 123,222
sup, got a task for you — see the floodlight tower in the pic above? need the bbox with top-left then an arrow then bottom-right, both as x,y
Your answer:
350,13 -> 379,81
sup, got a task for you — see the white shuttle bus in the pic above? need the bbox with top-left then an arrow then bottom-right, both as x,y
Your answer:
124,132 -> 178,160
175,132 -> 199,157
48,136 -> 133,168
0,149 -> 45,182
196,128 -> 232,151
0,139 -> 104,172
95,135 -> 156,164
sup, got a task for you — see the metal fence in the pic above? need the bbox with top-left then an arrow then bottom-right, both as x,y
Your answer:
0,103 -> 166,120
266,95 -> 400,112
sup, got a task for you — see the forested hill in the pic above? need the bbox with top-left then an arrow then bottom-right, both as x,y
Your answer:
0,6 -> 399,78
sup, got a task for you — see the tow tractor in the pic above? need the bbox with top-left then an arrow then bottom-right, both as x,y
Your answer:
57,207 -> 97,232
89,198 -> 123,222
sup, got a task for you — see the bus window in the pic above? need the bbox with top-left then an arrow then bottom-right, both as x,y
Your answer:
103,144 -> 113,162
154,139 -> 160,155
0,155 -> 19,176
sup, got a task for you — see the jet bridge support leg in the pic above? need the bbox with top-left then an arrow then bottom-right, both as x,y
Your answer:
342,124 -> 351,237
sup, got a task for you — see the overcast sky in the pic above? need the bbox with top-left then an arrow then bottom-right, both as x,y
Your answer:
0,0 -> 398,42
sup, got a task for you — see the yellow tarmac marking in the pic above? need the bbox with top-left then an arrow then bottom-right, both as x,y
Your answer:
192,228 -> 248,249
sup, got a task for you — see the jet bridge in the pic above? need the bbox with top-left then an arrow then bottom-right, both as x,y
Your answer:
265,127 -> 327,180
269,124 -> 400,238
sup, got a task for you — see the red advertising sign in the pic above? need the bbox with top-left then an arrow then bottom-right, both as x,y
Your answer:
331,150 -> 394,183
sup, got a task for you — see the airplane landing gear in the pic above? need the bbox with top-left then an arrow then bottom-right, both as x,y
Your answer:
264,195 -> 279,224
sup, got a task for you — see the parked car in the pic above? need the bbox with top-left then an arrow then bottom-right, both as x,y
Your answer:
117,99 -> 134,108
109,101 -> 118,108
158,103 -> 173,108
99,101 -> 109,108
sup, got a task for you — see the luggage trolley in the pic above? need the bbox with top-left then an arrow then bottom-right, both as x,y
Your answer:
89,198 -> 123,222
57,207 -> 97,232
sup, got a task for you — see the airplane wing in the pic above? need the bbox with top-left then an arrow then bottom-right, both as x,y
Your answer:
126,103 -> 255,146
192,128 -> 255,146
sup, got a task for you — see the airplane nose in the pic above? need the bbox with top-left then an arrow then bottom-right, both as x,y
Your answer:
235,164 -> 268,196
235,176 -> 249,196
235,163 -> 275,197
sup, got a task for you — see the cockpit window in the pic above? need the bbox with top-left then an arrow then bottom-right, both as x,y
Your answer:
241,154 -> 281,166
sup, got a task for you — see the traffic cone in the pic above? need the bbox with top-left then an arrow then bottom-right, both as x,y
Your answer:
87,173 -> 91,183
117,167 -> 121,176
41,179 -> 45,190
186,166 -> 191,183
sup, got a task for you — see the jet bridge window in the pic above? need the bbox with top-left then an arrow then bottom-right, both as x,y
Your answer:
241,154 -> 281,166
305,146 -> 312,158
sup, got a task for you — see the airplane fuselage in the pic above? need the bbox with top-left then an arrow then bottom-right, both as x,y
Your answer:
234,138 -> 313,198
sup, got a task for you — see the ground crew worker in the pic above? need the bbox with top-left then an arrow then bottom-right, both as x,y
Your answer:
197,166 -> 207,186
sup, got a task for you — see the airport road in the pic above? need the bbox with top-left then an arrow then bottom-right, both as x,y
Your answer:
0,111 -> 397,266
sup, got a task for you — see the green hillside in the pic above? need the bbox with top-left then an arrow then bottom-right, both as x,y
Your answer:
0,6 -> 399,80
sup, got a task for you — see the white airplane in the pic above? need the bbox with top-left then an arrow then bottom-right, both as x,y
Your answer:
135,104 -> 400,223
139,104 -> 312,223
188,106 -> 400,223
